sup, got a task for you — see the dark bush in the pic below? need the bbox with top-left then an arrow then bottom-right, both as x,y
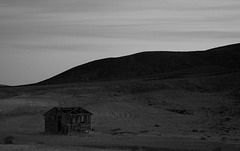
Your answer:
224,117 -> 232,121
3,136 -> 14,144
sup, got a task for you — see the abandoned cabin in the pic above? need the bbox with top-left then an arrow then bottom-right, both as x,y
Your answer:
43,107 -> 93,134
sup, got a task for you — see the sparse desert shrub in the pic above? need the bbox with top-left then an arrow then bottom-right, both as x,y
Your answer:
224,117 -> 232,121
139,130 -> 149,133
37,141 -> 45,144
3,136 -> 14,144
166,108 -> 193,115
140,146 -> 167,151
212,147 -> 221,151
110,128 -> 121,135
200,130 -> 205,133
111,128 -> 121,132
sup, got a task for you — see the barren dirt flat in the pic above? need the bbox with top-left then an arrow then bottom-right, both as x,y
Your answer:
0,133 -> 239,151
0,73 -> 240,151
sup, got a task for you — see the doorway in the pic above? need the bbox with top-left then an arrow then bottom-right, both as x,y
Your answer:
58,116 -> 62,132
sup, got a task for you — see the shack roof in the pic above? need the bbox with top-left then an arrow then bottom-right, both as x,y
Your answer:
43,107 -> 93,116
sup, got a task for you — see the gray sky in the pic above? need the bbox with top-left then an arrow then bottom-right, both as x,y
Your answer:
0,0 -> 240,85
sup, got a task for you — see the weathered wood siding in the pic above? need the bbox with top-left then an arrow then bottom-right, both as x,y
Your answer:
44,107 -> 92,134
45,114 -> 57,133
67,114 -> 91,133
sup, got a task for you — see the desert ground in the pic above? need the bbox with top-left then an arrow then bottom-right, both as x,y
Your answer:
0,71 -> 240,151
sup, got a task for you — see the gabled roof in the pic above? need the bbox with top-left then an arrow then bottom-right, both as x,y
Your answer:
43,107 -> 93,116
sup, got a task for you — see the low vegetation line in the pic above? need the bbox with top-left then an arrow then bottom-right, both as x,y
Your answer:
81,145 -> 204,151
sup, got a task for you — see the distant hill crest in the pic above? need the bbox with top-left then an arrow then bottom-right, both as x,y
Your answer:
36,43 -> 240,85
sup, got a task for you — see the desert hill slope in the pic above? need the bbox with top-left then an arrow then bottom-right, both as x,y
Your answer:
0,44 -> 240,150
1,71 -> 240,150
36,43 -> 240,85
0,84 -> 7,87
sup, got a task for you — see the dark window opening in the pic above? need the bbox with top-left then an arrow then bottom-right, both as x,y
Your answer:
81,116 -> 84,123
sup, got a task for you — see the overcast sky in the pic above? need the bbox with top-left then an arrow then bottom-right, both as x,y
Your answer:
0,0 -> 240,85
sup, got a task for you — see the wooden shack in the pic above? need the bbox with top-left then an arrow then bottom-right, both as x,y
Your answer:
43,107 -> 93,134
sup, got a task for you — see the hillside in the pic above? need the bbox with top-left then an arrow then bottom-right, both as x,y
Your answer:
1,72 -> 240,150
1,43 -> 240,150
36,43 -> 240,85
